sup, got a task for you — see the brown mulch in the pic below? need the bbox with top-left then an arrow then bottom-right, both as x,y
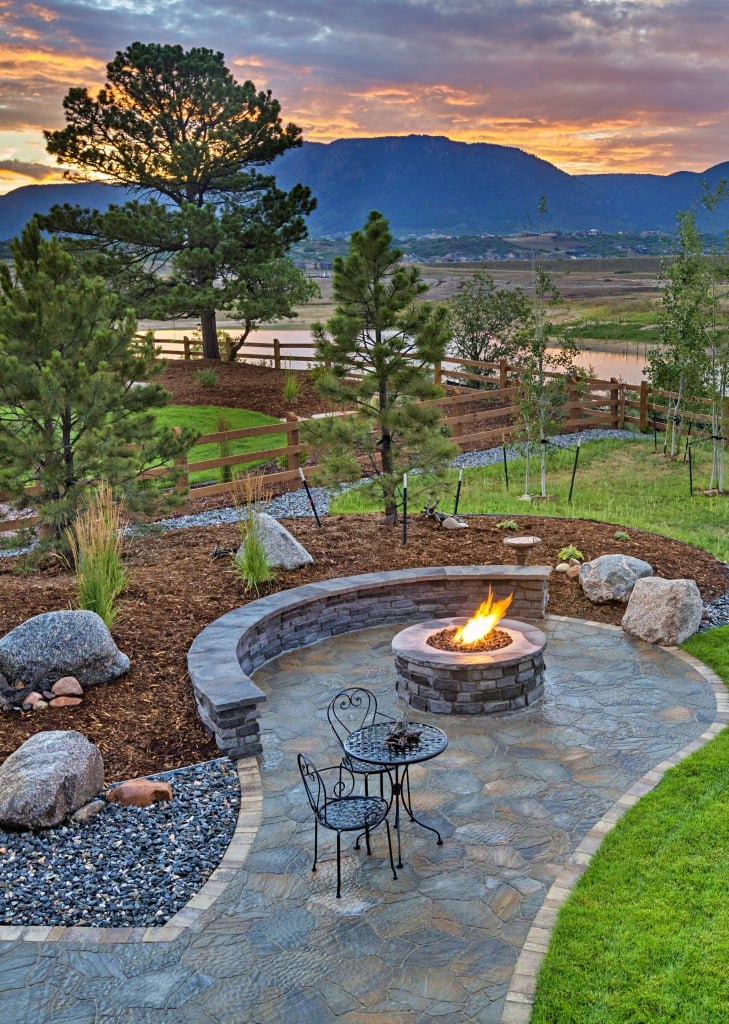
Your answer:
1,514 -> 727,781
158,359 -> 336,418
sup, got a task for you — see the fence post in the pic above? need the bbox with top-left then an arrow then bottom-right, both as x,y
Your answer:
434,360 -> 442,388
610,378 -> 619,429
286,412 -> 301,479
639,381 -> 649,432
273,338 -> 282,370
568,378 -> 578,431
183,335 -> 191,360
173,427 -> 189,499
499,359 -> 508,390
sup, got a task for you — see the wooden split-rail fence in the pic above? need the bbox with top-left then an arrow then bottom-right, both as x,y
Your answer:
0,349 -> 721,533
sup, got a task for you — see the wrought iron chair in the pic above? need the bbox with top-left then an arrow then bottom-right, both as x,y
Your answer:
327,687 -> 395,798
297,754 -> 397,898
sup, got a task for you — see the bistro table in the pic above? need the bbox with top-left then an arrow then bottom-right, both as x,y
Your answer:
343,720 -> 448,869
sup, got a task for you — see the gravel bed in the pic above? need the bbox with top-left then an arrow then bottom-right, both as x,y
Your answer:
0,757 -> 239,928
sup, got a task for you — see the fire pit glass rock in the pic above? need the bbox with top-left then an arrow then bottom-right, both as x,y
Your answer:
393,616 -> 546,715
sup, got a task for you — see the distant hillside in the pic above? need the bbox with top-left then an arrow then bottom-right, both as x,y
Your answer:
1,136 -> 728,240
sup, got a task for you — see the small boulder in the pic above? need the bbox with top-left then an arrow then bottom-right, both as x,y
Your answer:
236,513 -> 313,571
579,554 -> 653,604
108,778 -> 173,808
32,700 -> 48,711
622,578 -> 703,645
21,691 -> 44,708
0,730 -> 104,830
72,798 -> 106,823
441,516 -> 468,529
554,562 -> 570,573
52,676 -> 83,697
566,565 -> 581,579
0,610 -> 129,690
48,696 -> 83,708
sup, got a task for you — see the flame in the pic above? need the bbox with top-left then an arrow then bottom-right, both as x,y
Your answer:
453,589 -> 513,646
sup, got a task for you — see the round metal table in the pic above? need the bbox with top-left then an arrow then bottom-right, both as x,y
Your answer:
343,721 -> 448,868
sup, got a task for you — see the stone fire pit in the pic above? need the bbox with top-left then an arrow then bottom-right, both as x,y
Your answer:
393,617 -> 546,714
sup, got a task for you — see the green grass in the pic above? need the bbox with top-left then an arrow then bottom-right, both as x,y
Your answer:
564,320 -> 661,343
155,405 -> 284,484
531,626 -> 729,1024
329,438 -> 729,560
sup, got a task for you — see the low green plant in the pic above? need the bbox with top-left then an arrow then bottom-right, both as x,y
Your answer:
196,368 -> 218,387
232,473 -> 275,595
496,519 -> 520,531
557,544 -> 585,562
282,371 -> 303,404
613,530 -> 630,541
65,481 -> 126,627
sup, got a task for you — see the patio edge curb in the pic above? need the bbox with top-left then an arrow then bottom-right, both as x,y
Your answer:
500,619 -> 729,1024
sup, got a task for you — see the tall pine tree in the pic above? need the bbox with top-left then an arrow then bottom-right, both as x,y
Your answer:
305,211 -> 456,519
43,42 -> 315,359
0,222 -> 194,536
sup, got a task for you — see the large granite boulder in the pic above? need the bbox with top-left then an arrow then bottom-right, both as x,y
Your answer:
0,730 -> 104,830
237,513 -> 313,571
579,554 -> 653,604
622,577 -> 703,645
0,610 -> 129,690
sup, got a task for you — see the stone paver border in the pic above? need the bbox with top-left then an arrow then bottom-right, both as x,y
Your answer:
0,758 -> 263,944
188,564 -> 551,758
500,618 -> 729,1024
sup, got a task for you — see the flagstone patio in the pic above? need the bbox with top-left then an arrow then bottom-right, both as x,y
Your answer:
0,616 -> 722,1024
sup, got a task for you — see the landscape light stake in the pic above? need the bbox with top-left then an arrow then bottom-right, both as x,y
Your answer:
568,440 -> 581,503
502,442 -> 509,492
298,467 -> 322,527
402,473 -> 408,545
454,468 -> 463,515
688,445 -> 694,497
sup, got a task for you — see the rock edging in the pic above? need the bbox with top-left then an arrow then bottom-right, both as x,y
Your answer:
187,565 -> 552,759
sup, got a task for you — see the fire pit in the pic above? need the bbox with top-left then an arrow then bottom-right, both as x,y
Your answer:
393,590 -> 546,714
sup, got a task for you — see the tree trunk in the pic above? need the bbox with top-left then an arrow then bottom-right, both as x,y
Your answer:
200,309 -> 220,360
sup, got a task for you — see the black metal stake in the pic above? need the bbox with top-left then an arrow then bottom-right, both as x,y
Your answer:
298,467 -> 322,527
402,474 -> 408,545
688,445 -> 693,497
568,441 -> 581,503
683,420 -> 693,463
454,468 -> 463,516
502,443 -> 509,492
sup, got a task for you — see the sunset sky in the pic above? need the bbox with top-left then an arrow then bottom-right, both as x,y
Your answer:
1,0 -> 728,194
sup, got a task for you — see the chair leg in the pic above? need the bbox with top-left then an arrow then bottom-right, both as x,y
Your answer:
312,818 -> 318,872
364,824 -> 372,855
384,820 -> 398,881
336,831 -> 342,898
364,774 -> 369,797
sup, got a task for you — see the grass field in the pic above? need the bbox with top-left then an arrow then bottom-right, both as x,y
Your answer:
329,438 -> 729,560
156,405 -> 283,484
531,626 -> 729,1024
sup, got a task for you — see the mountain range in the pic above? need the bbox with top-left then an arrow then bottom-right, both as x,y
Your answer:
2,135 -> 728,240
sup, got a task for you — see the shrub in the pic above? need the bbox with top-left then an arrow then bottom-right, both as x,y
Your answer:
614,530 -> 630,541
496,519 -> 519,531
65,482 -> 126,627
557,544 -> 585,562
282,371 -> 303,404
232,473 -> 275,594
196,368 -> 218,387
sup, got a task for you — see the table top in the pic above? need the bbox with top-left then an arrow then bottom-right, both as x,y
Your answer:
343,721 -> 448,767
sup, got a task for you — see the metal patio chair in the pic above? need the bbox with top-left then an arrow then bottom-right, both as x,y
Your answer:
297,753 -> 397,898
327,686 -> 395,798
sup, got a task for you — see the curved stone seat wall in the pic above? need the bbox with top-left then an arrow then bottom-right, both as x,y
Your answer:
187,565 -> 551,759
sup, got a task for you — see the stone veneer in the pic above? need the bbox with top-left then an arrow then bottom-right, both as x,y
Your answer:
187,565 -> 550,759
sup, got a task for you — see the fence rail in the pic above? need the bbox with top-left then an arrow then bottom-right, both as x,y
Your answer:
2,347 -> 726,532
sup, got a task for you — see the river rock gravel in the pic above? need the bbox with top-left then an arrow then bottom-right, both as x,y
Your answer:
0,757 -> 239,927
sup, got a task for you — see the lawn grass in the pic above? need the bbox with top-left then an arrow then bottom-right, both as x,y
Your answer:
531,626 -> 729,1024
328,438 -> 729,560
156,405 -> 283,484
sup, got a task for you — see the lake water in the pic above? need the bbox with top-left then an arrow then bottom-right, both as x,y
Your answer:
143,325 -> 649,385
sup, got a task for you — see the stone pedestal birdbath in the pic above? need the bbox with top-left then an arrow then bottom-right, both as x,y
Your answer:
503,535 -> 542,565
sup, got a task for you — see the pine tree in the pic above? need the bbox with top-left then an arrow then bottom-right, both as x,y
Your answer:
43,42 -> 315,359
0,222 -> 194,536
304,211 -> 457,519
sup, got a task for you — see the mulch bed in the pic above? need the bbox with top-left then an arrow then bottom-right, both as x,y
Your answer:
1,514 -> 727,781
158,358 -> 336,418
